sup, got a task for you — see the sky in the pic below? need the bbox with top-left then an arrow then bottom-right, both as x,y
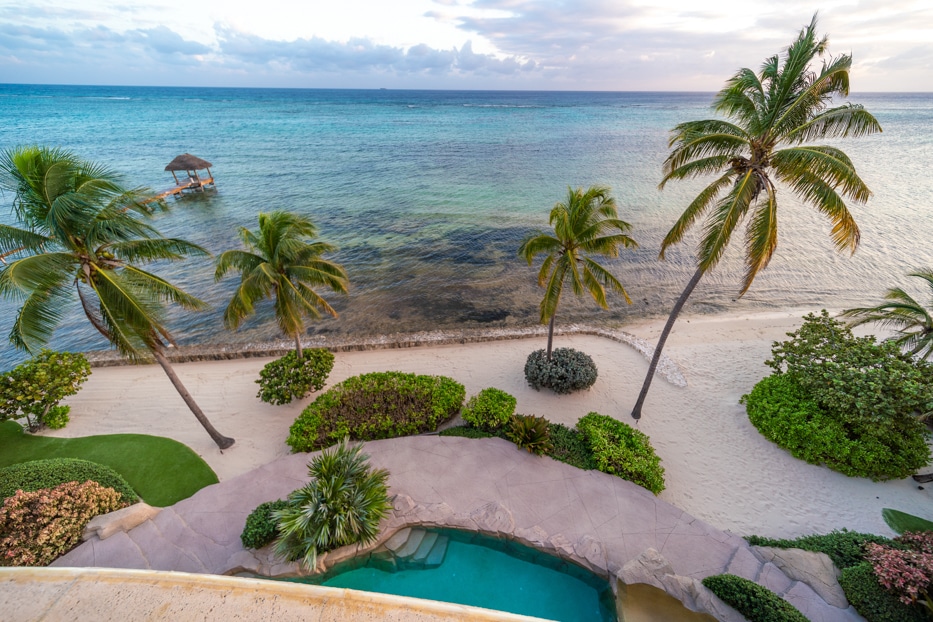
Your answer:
1,0 -> 931,91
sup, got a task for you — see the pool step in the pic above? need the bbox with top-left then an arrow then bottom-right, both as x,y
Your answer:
411,531 -> 439,563
423,535 -> 449,568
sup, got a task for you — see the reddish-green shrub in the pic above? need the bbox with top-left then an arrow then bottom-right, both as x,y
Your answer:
865,531 -> 933,608
0,481 -> 126,566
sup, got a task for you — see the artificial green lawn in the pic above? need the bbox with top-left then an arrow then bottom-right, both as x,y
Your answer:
0,421 -> 218,507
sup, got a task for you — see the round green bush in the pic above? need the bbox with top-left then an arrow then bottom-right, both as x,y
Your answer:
742,374 -> 930,481
577,412 -> 665,494
256,349 -> 335,405
702,574 -> 808,622
461,388 -> 517,431
0,458 -> 139,504
524,348 -> 597,394
839,562 -> 927,622
286,372 -> 465,452
240,499 -> 289,550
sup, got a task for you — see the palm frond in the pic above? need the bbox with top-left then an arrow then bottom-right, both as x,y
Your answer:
785,105 -> 882,143
771,146 -> 872,203
697,171 -> 758,271
741,180 -> 779,294
660,173 -> 734,258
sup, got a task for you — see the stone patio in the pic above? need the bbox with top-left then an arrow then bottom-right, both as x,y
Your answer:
55,436 -> 862,621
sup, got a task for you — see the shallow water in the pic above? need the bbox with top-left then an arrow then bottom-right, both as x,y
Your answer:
2,86 -> 932,368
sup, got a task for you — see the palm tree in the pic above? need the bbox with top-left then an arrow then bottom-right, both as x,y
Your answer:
630,16 -> 882,420
518,186 -> 637,359
0,145 -> 234,449
841,270 -> 933,360
214,211 -> 348,359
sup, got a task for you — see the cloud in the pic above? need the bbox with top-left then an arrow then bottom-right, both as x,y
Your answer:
139,25 -> 211,56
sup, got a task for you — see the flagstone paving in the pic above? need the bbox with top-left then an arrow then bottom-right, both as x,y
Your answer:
55,436 -> 861,621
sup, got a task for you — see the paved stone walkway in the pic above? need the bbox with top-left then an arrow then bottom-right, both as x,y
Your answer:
56,436 -> 861,621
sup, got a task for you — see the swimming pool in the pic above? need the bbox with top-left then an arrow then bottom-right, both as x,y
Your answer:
291,528 -> 617,622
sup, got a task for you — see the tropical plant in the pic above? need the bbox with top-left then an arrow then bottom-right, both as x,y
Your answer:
631,15 -> 881,419
461,387 -> 517,431
272,439 -> 391,570
865,532 -> 933,611
518,186 -> 636,359
0,146 -> 233,449
215,211 -> 348,360
255,348 -> 334,405
0,350 -> 90,430
506,414 -> 553,455
842,270 -> 933,360
883,509 -> 933,536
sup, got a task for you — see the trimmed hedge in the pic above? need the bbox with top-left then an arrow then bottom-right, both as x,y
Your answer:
439,425 -> 496,439
241,499 -> 289,549
577,412 -> 665,494
256,349 -> 334,406
524,348 -> 598,394
461,388 -> 517,431
286,372 -> 465,452
0,458 -> 139,504
548,423 -> 597,470
702,574 -> 808,622
742,374 -> 930,481
839,562 -> 927,622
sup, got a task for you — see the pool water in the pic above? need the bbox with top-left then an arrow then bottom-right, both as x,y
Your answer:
293,529 -> 616,621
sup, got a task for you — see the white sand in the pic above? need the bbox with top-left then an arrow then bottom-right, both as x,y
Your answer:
51,310 -> 933,540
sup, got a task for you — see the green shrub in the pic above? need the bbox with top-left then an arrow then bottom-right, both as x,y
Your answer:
0,458 -> 139,505
256,349 -> 335,405
839,562 -> 928,622
287,372 -> 465,452
524,348 -> 598,394
506,414 -> 553,455
742,374 -> 929,481
0,480 -> 126,566
749,311 -> 933,480
241,499 -> 289,549
548,423 -> 597,470
745,529 -> 897,571
577,412 -> 665,494
438,425 -> 496,439
461,388 -> 517,431
273,439 -> 391,570
0,350 -> 91,431
701,574 -> 808,622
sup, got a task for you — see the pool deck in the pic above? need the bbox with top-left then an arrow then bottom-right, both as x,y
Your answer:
50,436 -> 859,621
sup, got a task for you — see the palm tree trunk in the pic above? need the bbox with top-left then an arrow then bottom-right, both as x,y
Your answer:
631,267 -> 704,420
546,314 -> 556,360
152,345 -> 235,449
294,334 -> 303,361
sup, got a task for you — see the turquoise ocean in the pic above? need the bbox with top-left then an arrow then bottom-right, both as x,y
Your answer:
1,85 -> 932,367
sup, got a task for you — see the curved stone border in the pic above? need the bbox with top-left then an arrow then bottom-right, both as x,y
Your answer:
83,323 -> 688,387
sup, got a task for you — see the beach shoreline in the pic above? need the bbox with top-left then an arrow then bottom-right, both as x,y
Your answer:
50,308 -> 932,541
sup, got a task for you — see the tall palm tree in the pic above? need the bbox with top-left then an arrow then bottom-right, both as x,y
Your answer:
518,185 -> 637,359
0,145 -> 234,449
215,211 -> 348,358
631,15 -> 881,420
841,270 -> 933,360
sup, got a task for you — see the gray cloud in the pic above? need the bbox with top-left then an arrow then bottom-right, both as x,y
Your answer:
139,25 -> 211,56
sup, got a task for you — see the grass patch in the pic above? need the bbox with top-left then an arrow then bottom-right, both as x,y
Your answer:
0,421 -> 217,507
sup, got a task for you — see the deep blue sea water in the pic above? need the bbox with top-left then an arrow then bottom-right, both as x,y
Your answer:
1,85 -> 932,367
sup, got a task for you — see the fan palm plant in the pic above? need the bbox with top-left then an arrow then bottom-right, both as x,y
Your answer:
0,145 -> 234,449
518,186 -> 637,359
215,211 -> 348,360
631,15 -> 881,419
841,270 -> 933,360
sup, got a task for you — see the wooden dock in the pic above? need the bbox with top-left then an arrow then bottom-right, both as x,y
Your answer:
152,175 -> 215,201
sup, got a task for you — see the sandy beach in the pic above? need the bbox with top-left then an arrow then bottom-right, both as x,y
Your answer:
51,310 -> 933,542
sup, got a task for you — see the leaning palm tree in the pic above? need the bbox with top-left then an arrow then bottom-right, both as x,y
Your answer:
630,15 -> 881,419
841,270 -> 933,360
518,185 -> 637,359
0,145 -> 234,449
215,211 -> 348,359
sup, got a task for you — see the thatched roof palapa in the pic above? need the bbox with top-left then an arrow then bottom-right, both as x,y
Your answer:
165,153 -> 212,171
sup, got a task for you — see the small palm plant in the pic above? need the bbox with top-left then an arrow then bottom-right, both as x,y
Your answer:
518,185 -> 637,359
272,439 -> 391,570
841,270 -> 933,360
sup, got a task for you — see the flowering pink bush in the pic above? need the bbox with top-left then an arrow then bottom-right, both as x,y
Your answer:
865,531 -> 933,608
0,481 -> 126,566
